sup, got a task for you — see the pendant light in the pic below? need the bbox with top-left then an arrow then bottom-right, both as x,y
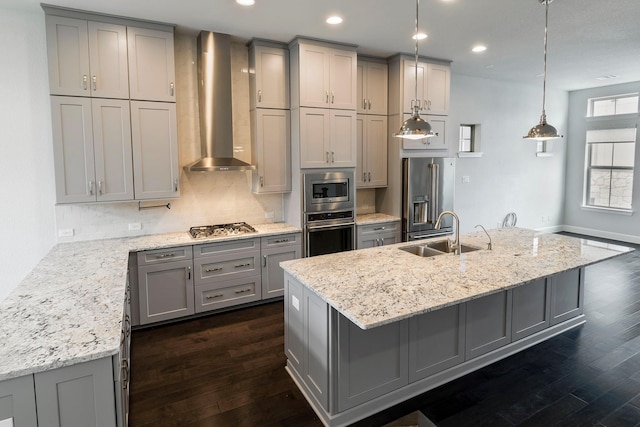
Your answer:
394,0 -> 435,140
524,0 -> 562,141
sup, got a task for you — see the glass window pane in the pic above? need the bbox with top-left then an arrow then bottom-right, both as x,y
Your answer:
460,140 -> 471,152
609,170 -> 634,209
612,142 -> 636,167
461,126 -> 471,139
586,128 -> 636,143
590,143 -> 613,167
592,99 -> 615,117
588,169 -> 611,207
615,96 -> 639,115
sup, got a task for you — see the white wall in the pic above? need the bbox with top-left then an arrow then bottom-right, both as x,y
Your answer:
0,5 -> 57,301
448,74 -> 568,233
563,81 -> 640,243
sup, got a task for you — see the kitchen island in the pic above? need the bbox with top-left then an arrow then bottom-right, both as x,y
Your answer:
280,228 -> 634,427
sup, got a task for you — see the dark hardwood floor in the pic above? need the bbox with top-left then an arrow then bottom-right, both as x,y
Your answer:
129,234 -> 640,426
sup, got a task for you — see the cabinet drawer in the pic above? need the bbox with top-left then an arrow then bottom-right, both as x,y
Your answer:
358,221 -> 400,236
194,251 -> 260,284
261,233 -> 301,249
194,238 -> 259,259
195,276 -> 262,313
137,246 -> 192,265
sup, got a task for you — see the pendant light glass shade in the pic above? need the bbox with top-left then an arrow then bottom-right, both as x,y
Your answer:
394,0 -> 435,140
524,0 -> 562,141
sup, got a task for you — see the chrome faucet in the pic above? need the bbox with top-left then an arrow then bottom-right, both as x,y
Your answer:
435,210 -> 460,254
475,224 -> 493,250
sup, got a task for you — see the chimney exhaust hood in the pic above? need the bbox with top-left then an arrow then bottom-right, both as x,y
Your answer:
185,32 -> 255,172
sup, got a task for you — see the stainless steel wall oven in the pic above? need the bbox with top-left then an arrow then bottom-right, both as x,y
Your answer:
303,170 -> 355,257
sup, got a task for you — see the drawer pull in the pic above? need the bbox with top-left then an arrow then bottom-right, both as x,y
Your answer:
157,253 -> 176,259
206,293 -> 224,300
234,263 -> 251,268
205,267 -> 223,273
235,288 -> 252,294
274,239 -> 290,243
373,226 -> 386,231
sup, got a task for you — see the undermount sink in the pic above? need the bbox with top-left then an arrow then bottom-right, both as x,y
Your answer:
399,240 -> 483,257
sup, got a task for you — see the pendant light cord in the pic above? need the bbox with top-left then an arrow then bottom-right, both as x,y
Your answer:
414,0 -> 419,113
541,0 -> 549,121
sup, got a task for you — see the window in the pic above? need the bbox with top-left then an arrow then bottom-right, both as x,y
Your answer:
459,125 -> 474,152
585,127 -> 636,210
588,93 -> 639,117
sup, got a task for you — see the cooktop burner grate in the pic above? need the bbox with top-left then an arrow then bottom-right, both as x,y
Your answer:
188,222 -> 257,239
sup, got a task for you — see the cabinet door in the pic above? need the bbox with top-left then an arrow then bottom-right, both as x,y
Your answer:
0,375 -> 38,427
365,115 -> 388,187
401,115 -> 447,151
299,108 -> 331,168
137,259 -> 194,325
329,49 -> 357,110
91,99 -> 134,202
550,268 -> 584,325
51,96 -> 96,203
87,22 -> 129,99
379,230 -> 401,246
409,304 -> 466,382
127,27 -> 176,102
512,279 -> 550,341
425,63 -> 450,115
252,109 -> 291,193
285,274 -> 305,375
356,115 -> 367,187
35,358 -> 116,427
356,234 -> 378,249
330,109 -> 357,167
251,45 -> 289,109
465,290 -> 512,360
195,275 -> 261,313
46,16 -> 90,97
262,244 -> 301,299
403,61 -> 427,114
364,62 -> 388,115
130,101 -> 180,200
298,44 -> 330,108
337,314 -> 409,412
356,63 -> 366,114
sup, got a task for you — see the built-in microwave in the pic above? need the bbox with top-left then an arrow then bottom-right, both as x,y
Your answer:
303,170 -> 354,213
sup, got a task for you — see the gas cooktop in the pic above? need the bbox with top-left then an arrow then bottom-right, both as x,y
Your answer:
188,222 -> 257,239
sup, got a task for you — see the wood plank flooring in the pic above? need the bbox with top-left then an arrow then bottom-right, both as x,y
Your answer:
129,234 -> 640,426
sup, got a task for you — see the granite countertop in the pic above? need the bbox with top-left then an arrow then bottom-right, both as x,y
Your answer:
356,213 -> 401,225
280,228 -> 634,330
0,222 -> 300,381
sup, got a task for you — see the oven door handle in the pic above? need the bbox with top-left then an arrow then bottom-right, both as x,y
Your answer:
306,222 -> 355,231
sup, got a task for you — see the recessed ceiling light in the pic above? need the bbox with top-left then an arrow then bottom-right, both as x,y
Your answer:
472,45 -> 487,53
326,16 -> 343,25
412,32 -> 428,40
236,0 -> 255,5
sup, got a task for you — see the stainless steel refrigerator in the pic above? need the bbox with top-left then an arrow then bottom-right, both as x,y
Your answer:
402,157 -> 455,241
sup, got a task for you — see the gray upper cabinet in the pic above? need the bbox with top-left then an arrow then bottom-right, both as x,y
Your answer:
248,41 -> 289,110
357,59 -> 388,115
130,101 -> 180,200
51,96 -> 134,204
251,109 -> 291,193
46,16 -> 129,99
127,26 -> 176,102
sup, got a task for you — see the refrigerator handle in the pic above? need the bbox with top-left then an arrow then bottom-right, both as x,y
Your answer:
428,163 -> 439,223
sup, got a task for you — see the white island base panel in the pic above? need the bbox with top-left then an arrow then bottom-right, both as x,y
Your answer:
284,268 -> 588,427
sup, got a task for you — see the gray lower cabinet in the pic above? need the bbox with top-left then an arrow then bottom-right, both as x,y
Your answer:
337,314 -> 409,412
356,221 -> 401,249
512,278 -> 551,341
550,269 -> 584,325
261,233 -> 302,299
0,375 -> 37,427
465,290 -> 513,360
35,357 -> 116,427
409,304 -> 466,382
137,246 -> 194,325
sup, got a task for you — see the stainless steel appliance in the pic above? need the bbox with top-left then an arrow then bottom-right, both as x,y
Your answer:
402,157 -> 455,241
189,222 -> 257,239
303,170 -> 355,257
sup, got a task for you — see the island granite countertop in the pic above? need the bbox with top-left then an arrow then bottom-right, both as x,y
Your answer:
280,228 -> 634,330
0,222 -> 300,381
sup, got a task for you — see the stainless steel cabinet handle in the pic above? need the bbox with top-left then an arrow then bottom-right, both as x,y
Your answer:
326,152 -> 330,163
234,262 -> 251,268
331,91 -> 335,103
274,239 -> 290,243
363,172 -> 366,182
174,179 -> 179,192
82,75 -> 88,90
331,151 -> 335,163
368,172 -> 371,182
92,75 -> 97,91
375,238 -> 380,246
235,288 -> 252,294
428,100 -> 432,110
381,237 -> 384,245
263,255 -> 267,267
205,267 -> 223,272
373,226 -> 386,231
363,99 -> 367,109
170,82 -> 175,96
206,293 -> 224,300
158,253 -> 176,259
260,176 -> 264,187
187,266 -> 191,280
258,89 -> 262,103
325,91 -> 329,103
97,180 -> 103,195
368,100 -> 372,110
88,180 -> 94,195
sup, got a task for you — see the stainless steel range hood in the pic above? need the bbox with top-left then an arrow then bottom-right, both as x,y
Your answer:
185,32 -> 255,172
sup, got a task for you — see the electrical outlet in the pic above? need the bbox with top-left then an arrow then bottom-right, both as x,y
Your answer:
264,211 -> 274,219
58,228 -> 74,237
128,223 -> 142,231
462,175 -> 470,184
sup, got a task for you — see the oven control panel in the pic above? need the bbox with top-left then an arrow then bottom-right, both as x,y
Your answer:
307,210 -> 354,222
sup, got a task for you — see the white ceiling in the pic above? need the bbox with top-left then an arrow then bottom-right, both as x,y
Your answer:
13,0 -> 640,91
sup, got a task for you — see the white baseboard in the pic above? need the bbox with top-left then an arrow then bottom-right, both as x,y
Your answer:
561,225 -> 640,245
535,225 -> 564,234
